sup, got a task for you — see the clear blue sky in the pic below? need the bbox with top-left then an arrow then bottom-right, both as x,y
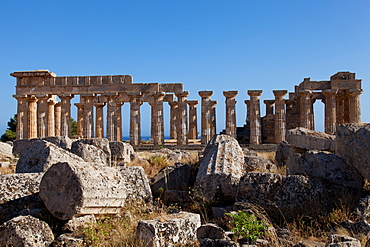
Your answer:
1,0 -> 369,137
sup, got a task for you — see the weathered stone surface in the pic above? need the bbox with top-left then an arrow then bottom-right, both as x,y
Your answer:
71,140 -> 109,166
110,141 -> 135,163
335,123 -> 370,181
0,173 -> 44,223
63,215 -> 97,232
286,127 -> 335,151
194,134 -> 245,203
16,140 -> 84,173
0,141 -> 13,160
73,138 -> 111,165
236,173 -> 328,221
151,148 -> 192,164
327,234 -> 361,247
354,195 -> 370,221
163,190 -> 192,205
39,161 -> 127,220
288,150 -> 364,189
151,163 -> 191,193
197,223 -> 238,247
51,234 -> 84,247
245,155 -> 277,173
199,238 -> 238,247
0,215 -> 54,247
294,240 -> 326,247
339,220 -> 370,239
12,138 -> 38,157
136,211 -> 201,247
44,136 -> 73,150
116,166 -> 153,207
275,141 -> 303,168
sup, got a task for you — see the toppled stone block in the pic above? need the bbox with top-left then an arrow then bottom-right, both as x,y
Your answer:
151,163 -> 191,193
136,211 -> 201,247
116,166 -> 153,207
286,127 -> 335,151
0,215 -> 54,247
16,140 -> 84,173
327,234 -> 361,247
245,155 -> 277,173
110,141 -> 135,163
12,138 -> 38,157
43,136 -> 73,150
39,161 -> 127,220
335,123 -> 370,181
194,135 -> 245,203
72,138 -> 111,165
289,150 -> 364,189
51,234 -> 84,247
63,215 -> 97,232
0,141 -> 13,160
197,223 -> 228,240
275,141 -> 303,168
0,173 -> 44,223
163,190 -> 192,205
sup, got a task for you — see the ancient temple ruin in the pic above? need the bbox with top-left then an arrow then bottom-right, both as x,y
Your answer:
12,70 -> 362,147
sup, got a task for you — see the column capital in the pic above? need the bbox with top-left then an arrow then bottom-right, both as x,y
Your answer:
26,95 -> 38,102
273,90 -> 288,97
198,90 -> 213,99
74,103 -> 84,108
223,90 -> 238,99
13,94 -> 28,100
127,92 -> 142,98
322,89 -> 338,95
150,92 -> 166,100
187,100 -> 198,107
175,91 -> 190,98
93,102 -> 106,107
298,90 -> 312,96
244,100 -> 250,105
80,93 -> 96,98
168,101 -> 178,107
348,89 -> 363,95
247,90 -> 263,97
264,100 -> 275,105
209,100 -> 218,108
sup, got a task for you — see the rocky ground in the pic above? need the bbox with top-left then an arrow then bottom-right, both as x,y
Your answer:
0,123 -> 369,246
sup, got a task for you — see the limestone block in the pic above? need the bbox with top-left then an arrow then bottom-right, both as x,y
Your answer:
151,148 -> 192,163
12,138 -> 38,157
116,166 -> 153,207
244,155 -> 277,173
0,215 -> 54,247
197,223 -> 228,240
43,136 -> 73,150
110,141 -> 135,163
327,234 -> 361,247
0,141 -> 13,160
63,215 -> 97,232
151,163 -> 191,193
16,140 -> 84,173
52,234 -> 84,247
39,161 -> 127,220
198,239 -> 238,247
286,127 -> 335,151
163,190 -> 192,205
335,123 -> 370,181
194,135 -> 245,202
136,211 -> 201,247
73,138 -> 111,165
275,141 -> 303,168
71,141 -> 109,166
289,150 -> 364,189
0,173 -> 44,223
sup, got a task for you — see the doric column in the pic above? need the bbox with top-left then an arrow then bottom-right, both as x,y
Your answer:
336,95 -> 345,124
322,89 -> 337,134
47,98 -> 56,137
244,100 -> 250,124
74,103 -> 84,137
273,90 -> 288,143
59,94 -> 74,137
211,101 -> 217,137
94,102 -> 105,138
129,92 -> 142,147
264,100 -> 275,116
247,90 -> 262,145
27,95 -> 38,139
13,95 -> 28,140
116,101 -> 124,141
151,92 -> 166,147
198,91 -> 213,145
81,94 -> 95,138
223,91 -> 238,138
168,101 -> 178,139
348,89 -> 363,124
176,91 -> 189,146
105,93 -> 118,141
54,102 -> 61,136
36,95 -> 50,138
187,100 -> 198,139
298,90 -> 312,129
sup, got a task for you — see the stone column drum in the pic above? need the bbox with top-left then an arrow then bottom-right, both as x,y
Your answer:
36,95 -> 50,139
322,89 -> 337,134
94,102 -> 105,138
59,94 -> 74,137
129,92 -> 142,147
176,91 -> 189,146
13,95 -> 28,140
105,93 -> 118,141
298,90 -> 312,129
27,95 -> 38,139
74,103 -> 84,138
348,89 -> 363,124
211,101 -> 217,138
151,92 -> 166,147
187,100 -> 198,139
81,94 -> 95,138
198,91 -> 213,145
39,161 -> 127,220
168,101 -> 178,139
247,90 -> 262,145
223,91 -> 238,138
264,100 -> 275,116
47,98 -> 56,137
273,90 -> 288,143
54,102 -> 61,137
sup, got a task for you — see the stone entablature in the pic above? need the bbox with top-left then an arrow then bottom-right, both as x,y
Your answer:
12,70 -> 363,146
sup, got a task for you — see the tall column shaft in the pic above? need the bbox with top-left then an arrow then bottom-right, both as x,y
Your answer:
336,95 -> 344,124
176,91 -> 189,146
187,100 -> 198,139
168,101 -> 178,139
105,94 -> 118,141
94,103 -> 105,138
348,89 -> 363,124
37,95 -> 50,138
273,90 -> 288,143
298,90 -> 312,129
323,89 -> 337,134
129,93 -> 142,147
27,96 -> 38,139
245,100 -> 250,124
211,103 -> 217,137
54,102 -> 61,136
151,92 -> 166,147
47,98 -> 56,137
59,94 -> 74,137
81,94 -> 95,138
248,90 -> 262,145
115,102 -> 123,141
199,91 -> 213,145
75,103 -> 84,137
223,91 -> 238,138
13,95 -> 28,140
